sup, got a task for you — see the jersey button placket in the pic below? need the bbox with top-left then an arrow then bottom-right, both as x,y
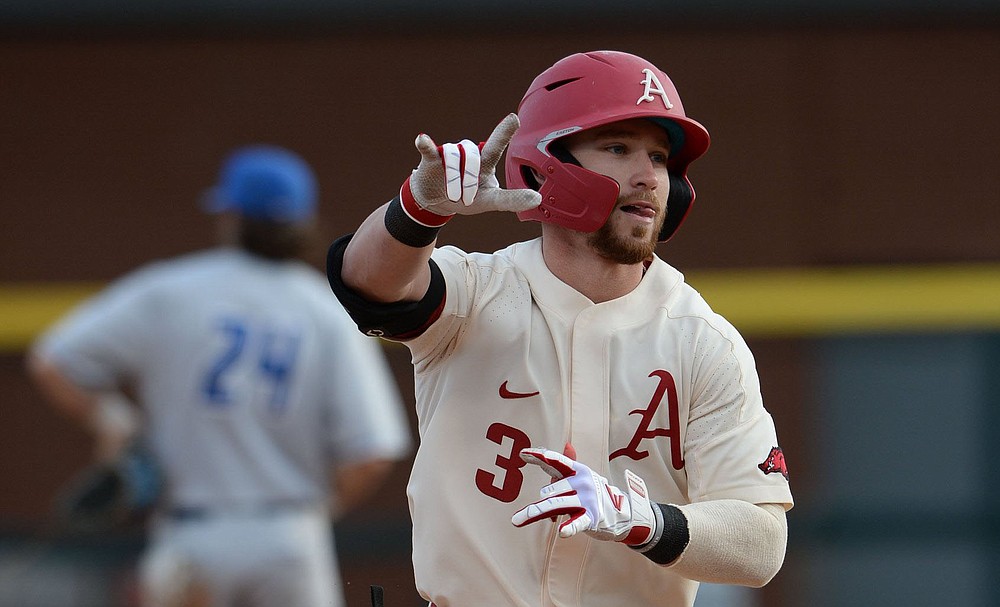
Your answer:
546,306 -> 611,606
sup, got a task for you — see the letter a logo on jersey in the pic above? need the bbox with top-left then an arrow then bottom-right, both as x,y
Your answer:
610,370 -> 685,471
637,69 -> 673,109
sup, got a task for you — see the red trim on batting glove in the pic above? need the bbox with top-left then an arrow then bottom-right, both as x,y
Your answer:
400,177 -> 453,227
623,525 -> 655,546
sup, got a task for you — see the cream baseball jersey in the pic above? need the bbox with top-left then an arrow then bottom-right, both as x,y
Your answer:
402,238 -> 792,607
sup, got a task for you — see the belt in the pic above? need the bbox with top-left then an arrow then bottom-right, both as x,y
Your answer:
165,500 -> 318,521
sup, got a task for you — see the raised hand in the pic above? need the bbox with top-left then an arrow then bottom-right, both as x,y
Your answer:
405,113 -> 541,217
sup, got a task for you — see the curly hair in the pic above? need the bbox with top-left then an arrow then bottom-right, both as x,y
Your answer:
237,218 -> 317,261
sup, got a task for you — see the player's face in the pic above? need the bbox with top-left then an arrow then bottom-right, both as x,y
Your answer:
562,119 -> 670,264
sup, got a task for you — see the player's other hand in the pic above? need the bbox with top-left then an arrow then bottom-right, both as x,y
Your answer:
511,446 -> 656,546
405,113 -> 541,217
90,393 -> 141,463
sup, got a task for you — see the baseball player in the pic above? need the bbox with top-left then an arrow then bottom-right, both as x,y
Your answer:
28,145 -> 412,607
327,50 -> 793,606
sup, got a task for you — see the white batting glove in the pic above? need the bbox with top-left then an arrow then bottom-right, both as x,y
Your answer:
511,447 -> 657,546
404,113 -> 541,217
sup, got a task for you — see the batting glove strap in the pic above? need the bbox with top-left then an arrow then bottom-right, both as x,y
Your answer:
399,178 -> 454,227
631,503 -> 691,565
619,469 -> 656,546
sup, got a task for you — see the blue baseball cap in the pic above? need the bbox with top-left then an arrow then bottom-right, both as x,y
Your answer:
204,145 -> 317,222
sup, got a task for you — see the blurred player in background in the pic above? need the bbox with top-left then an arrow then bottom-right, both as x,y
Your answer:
327,50 -> 792,606
27,145 -> 412,607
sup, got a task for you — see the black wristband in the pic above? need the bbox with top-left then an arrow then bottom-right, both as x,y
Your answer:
636,503 -> 690,565
384,196 -> 444,248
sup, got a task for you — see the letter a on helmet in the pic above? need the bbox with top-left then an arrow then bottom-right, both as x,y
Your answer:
505,51 -> 711,242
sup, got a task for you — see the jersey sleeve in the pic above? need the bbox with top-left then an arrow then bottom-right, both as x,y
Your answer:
401,245 -> 487,369
682,320 -> 794,509
322,311 -> 413,463
32,271 -> 160,390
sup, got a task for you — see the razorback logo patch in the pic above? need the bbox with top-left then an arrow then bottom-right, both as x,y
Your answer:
758,446 -> 789,481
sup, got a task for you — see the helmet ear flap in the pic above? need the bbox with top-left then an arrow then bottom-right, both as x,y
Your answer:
659,173 -> 694,242
515,159 -> 620,233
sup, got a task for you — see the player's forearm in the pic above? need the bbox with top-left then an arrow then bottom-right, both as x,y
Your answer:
27,352 -> 140,461
341,202 -> 435,303
26,353 -> 99,425
637,500 -> 787,587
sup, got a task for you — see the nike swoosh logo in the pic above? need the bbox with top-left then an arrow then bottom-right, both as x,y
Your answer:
499,381 -> 540,399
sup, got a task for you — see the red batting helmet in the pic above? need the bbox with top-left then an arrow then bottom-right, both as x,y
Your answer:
505,50 -> 711,242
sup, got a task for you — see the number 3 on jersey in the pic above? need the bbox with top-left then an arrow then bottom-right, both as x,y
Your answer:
475,423 -> 532,503
201,316 -> 301,414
